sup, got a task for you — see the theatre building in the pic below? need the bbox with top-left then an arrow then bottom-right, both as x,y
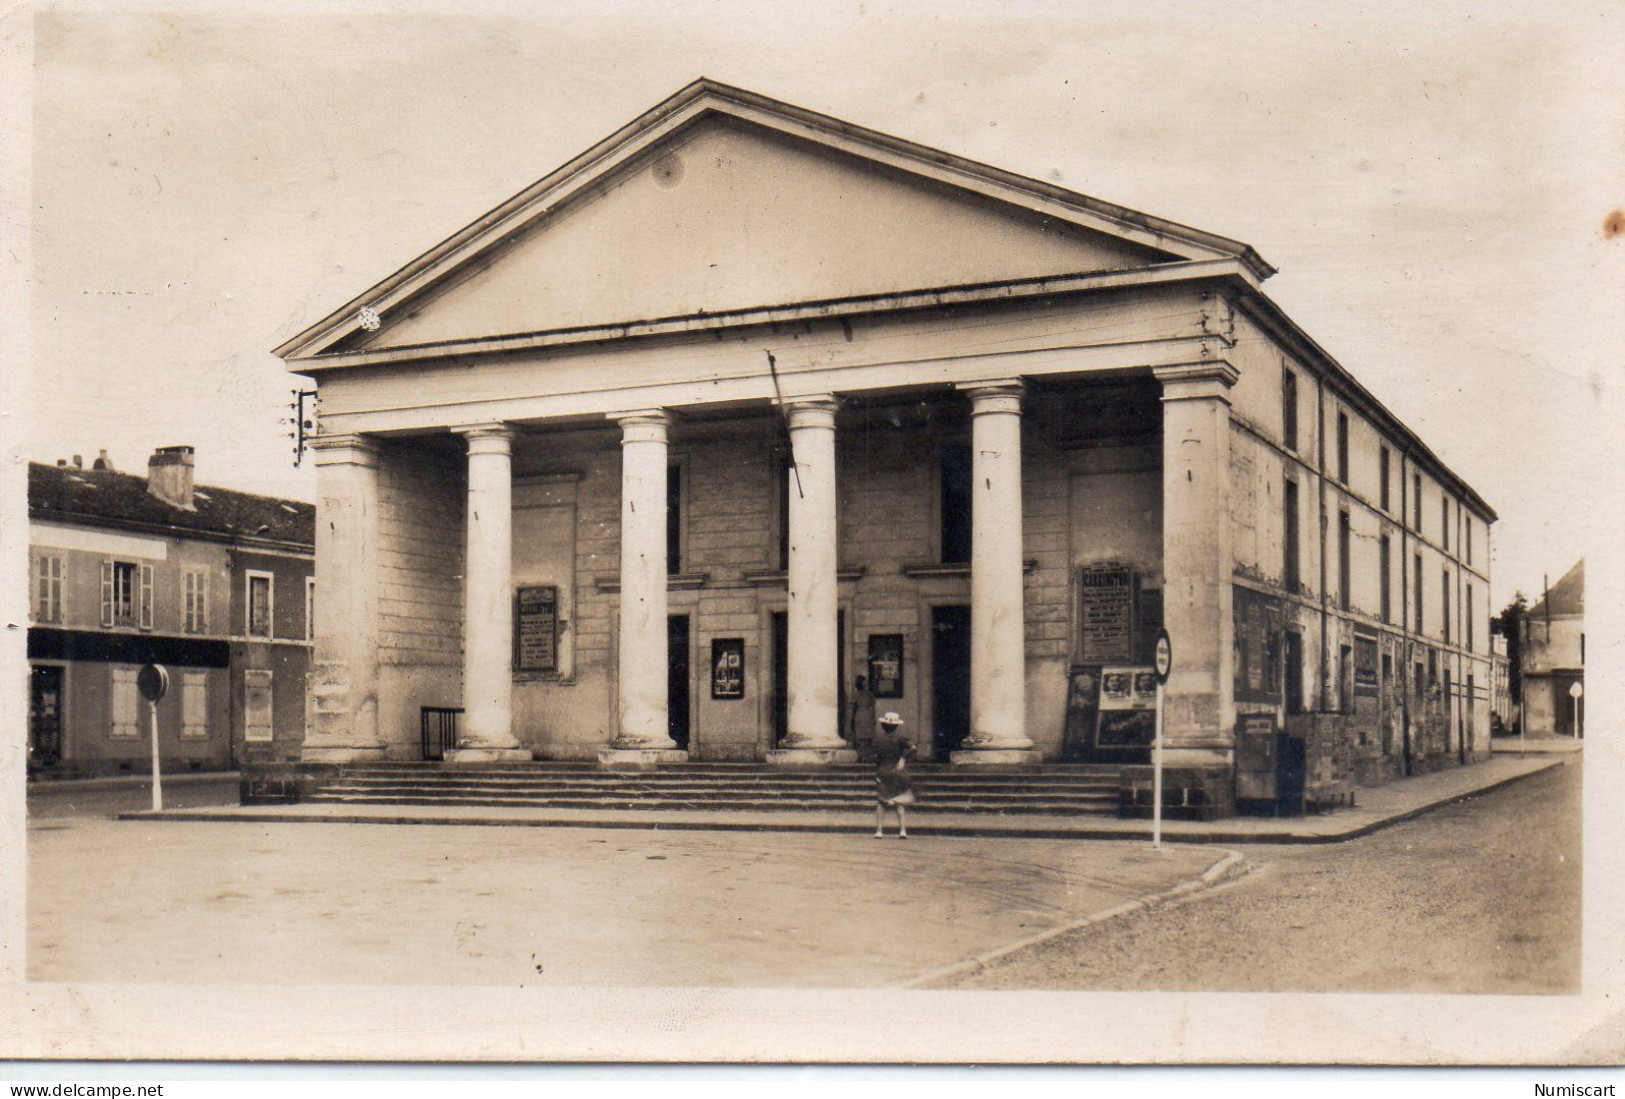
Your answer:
273,80 -> 1494,815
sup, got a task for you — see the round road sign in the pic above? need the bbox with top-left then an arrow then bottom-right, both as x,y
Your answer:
1569,681 -> 1584,700
137,664 -> 169,703
1154,628 -> 1173,684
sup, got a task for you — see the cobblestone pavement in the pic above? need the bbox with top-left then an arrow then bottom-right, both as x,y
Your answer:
27,818 -> 1221,987
936,759 -> 1581,994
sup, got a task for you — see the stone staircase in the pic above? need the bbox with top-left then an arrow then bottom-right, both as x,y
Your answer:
304,761 -> 1124,816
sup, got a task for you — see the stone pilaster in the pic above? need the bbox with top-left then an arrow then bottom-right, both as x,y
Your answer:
1155,362 -> 1240,764
303,433 -> 386,762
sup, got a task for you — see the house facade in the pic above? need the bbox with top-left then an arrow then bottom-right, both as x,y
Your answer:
273,80 -> 1494,813
27,447 -> 315,776
1521,559 -> 1584,738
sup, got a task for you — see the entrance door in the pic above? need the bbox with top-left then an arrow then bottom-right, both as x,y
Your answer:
30,666 -> 63,767
668,615 -> 691,751
770,609 -> 845,746
931,605 -> 972,761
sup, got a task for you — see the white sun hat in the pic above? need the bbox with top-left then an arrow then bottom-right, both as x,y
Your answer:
879,712 -> 904,726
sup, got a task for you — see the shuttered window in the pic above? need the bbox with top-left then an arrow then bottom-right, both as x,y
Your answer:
101,561 -> 152,628
34,555 -> 63,623
183,570 -> 209,634
111,667 -> 140,739
181,671 -> 209,739
244,669 -> 274,742
246,572 -> 274,638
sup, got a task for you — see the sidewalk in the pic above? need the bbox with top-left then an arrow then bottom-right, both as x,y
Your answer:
1491,736 -> 1583,755
29,770 -> 240,793
120,754 -> 1565,843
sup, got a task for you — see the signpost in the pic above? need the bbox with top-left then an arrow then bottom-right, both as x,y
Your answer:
137,664 -> 169,812
1569,681 -> 1584,740
1152,629 -> 1172,851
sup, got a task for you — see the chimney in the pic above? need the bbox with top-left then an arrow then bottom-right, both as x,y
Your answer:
147,445 -> 196,510
93,449 -> 115,471
72,454 -> 82,469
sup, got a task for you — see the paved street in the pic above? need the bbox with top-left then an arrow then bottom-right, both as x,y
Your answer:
27,816 -> 1220,987
937,759 -> 1581,994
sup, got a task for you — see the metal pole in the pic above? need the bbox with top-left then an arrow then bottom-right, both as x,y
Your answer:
149,699 -> 163,812
1152,683 -> 1164,851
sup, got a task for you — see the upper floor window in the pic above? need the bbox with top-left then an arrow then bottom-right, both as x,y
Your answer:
34,555 -> 63,624
1379,534 -> 1392,624
1442,569 -> 1452,644
1413,473 -> 1423,531
1466,515 -> 1474,566
1441,498 -> 1450,552
183,570 -> 209,635
306,577 -> 316,641
1337,511 -> 1352,612
1336,411 -> 1349,485
1281,368 -> 1299,451
1413,554 -> 1424,633
1379,447 -> 1391,512
101,559 -> 153,630
246,571 -> 274,639
1283,475 -> 1301,591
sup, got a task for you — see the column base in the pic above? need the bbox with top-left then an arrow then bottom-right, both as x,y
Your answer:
301,745 -> 387,764
765,747 -> 859,767
950,748 -> 1042,766
598,748 -> 690,770
444,747 -> 535,764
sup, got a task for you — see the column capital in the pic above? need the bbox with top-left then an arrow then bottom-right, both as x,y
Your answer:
452,422 -> 516,456
309,433 -> 381,468
957,379 -> 1026,415
776,395 -> 839,431
1154,362 -> 1240,402
608,409 -> 672,445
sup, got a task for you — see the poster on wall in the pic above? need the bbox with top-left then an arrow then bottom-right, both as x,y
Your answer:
867,634 -> 904,699
711,638 -> 745,699
1096,664 -> 1157,748
1076,563 -> 1137,664
513,585 -> 558,673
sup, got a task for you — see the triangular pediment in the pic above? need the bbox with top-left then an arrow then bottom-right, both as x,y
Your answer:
279,80 -> 1270,362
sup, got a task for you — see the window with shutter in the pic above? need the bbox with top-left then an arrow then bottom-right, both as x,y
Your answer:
244,669 -> 274,741
139,563 -> 154,630
111,667 -> 140,738
101,560 -> 115,627
181,672 -> 209,738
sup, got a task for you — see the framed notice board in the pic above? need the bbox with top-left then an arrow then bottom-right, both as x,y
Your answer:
711,638 -> 745,699
513,585 -> 559,673
867,634 -> 904,699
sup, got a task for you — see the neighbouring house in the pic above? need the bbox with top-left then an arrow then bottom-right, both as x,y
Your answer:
27,447 -> 315,777
267,79 -> 1495,816
1521,560 -> 1584,738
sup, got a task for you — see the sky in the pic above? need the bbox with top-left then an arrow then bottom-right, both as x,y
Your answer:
19,0 -> 1625,607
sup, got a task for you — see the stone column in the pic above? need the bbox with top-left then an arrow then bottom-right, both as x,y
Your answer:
446,424 -> 530,763
767,396 -> 856,766
303,434 -> 387,762
952,380 -> 1039,765
1155,362 -> 1239,764
601,410 -> 687,766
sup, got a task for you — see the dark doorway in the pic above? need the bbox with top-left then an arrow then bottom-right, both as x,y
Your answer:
770,609 -> 845,746
668,615 -> 691,751
931,605 -> 972,761
30,665 -> 63,767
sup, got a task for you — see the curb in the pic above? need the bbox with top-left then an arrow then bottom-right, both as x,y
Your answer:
116,758 -> 1565,843
896,848 -> 1249,989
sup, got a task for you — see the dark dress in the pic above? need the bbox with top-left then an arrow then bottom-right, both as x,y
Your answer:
875,736 -> 917,806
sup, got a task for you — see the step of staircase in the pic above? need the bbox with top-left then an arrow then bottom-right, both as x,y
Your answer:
303,761 -> 1125,817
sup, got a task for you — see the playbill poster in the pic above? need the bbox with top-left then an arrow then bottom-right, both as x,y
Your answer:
1,0 -> 1621,1075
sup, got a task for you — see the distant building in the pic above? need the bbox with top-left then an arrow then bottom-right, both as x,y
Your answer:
1521,559 -> 1584,738
1490,632 -> 1513,734
27,447 -> 315,776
